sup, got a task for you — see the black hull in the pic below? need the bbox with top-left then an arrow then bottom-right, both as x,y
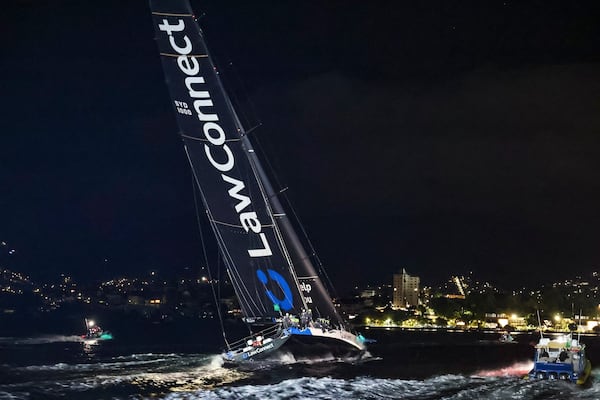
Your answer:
281,333 -> 366,360
237,333 -> 365,364
247,324 -> 366,359
222,327 -> 367,366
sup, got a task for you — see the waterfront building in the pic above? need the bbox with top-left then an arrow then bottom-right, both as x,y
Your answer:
393,269 -> 420,309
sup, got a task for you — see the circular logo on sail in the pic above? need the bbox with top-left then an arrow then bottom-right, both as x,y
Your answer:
256,269 -> 293,311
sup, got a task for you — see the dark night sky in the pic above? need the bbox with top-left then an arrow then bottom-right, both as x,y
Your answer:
2,0 -> 600,292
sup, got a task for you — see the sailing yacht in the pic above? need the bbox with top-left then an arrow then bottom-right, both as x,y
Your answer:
81,318 -> 113,344
149,0 -> 367,362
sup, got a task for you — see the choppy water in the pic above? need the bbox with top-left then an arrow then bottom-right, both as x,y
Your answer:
1,329 -> 599,399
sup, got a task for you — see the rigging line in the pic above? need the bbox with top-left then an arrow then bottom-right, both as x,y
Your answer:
184,146 -> 248,346
211,226 -> 265,316
183,146 -> 264,316
191,173 -> 230,349
239,138 -> 309,313
234,136 -> 308,316
201,196 -> 279,330
217,249 -> 221,322
230,131 -> 307,308
247,132 -> 340,312
224,60 -> 262,133
180,133 -> 240,142
243,123 -> 263,136
212,222 -> 268,316
221,228 -> 281,317
222,263 -> 251,317
282,191 -> 340,301
212,240 -> 256,330
250,131 -> 285,191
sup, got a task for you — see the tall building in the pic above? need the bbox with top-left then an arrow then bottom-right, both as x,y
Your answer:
392,268 -> 420,309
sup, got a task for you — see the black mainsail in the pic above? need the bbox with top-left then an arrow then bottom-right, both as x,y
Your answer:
150,0 -> 363,362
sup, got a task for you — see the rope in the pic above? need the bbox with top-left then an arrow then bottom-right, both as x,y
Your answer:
191,175 -> 230,349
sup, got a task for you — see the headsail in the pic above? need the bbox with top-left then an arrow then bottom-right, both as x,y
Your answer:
149,0 -> 342,327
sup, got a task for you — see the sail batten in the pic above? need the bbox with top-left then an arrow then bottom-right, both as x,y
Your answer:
160,53 -> 208,58
151,11 -> 193,17
209,220 -> 275,229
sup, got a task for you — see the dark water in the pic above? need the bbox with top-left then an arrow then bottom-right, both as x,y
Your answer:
2,323 -> 600,399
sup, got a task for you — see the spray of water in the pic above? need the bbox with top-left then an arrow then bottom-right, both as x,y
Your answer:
9,335 -> 84,345
473,361 -> 534,377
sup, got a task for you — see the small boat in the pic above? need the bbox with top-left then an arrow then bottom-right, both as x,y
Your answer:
526,333 -> 592,384
81,318 -> 113,344
149,0 -> 367,363
499,331 -> 516,343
